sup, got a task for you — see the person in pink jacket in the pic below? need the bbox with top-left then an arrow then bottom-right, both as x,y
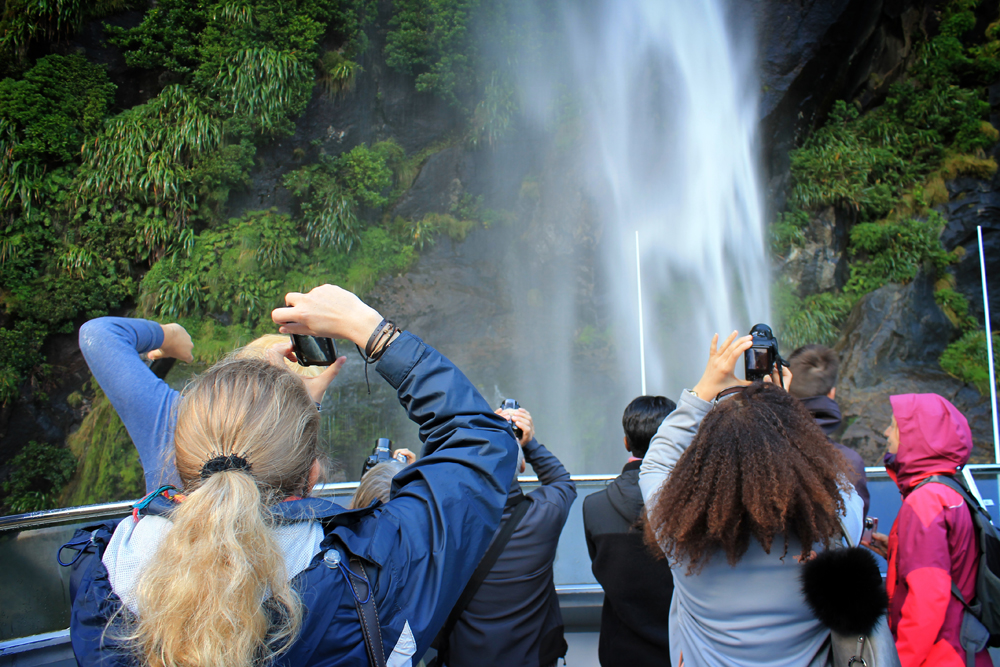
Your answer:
876,393 -> 989,667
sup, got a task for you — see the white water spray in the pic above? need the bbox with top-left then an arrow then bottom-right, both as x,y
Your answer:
563,0 -> 770,396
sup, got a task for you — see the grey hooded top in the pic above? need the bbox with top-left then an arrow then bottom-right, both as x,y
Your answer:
639,391 -> 863,667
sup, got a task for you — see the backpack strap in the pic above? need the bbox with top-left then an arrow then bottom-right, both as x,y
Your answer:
915,474 -> 985,667
344,555 -> 386,667
430,493 -> 531,666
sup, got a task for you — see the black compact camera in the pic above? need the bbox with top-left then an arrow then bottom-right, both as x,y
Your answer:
500,398 -> 524,440
744,323 -> 787,387
290,334 -> 338,367
361,438 -> 394,477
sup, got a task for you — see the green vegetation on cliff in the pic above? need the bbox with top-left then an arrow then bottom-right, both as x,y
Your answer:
776,0 -> 1000,390
0,0 -> 501,510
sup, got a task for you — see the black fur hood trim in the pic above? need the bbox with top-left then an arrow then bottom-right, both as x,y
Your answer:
800,546 -> 889,636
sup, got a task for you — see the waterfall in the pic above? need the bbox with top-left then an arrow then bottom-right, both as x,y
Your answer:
506,0 -> 769,470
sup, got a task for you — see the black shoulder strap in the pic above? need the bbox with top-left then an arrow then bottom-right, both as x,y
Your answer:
432,494 -> 531,659
343,555 -> 387,667
915,474 -> 980,610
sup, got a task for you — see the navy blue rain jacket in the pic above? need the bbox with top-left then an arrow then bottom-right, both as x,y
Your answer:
67,332 -> 519,666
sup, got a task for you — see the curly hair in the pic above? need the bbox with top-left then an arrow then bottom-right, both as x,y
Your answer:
644,382 -> 851,574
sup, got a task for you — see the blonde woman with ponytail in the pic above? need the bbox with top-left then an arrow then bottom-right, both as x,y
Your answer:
70,285 -> 520,667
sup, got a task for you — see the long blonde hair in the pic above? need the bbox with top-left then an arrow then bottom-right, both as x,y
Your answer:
350,460 -> 405,509
129,358 -> 319,667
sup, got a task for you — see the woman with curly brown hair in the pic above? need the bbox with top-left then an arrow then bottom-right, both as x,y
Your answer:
639,332 -> 864,667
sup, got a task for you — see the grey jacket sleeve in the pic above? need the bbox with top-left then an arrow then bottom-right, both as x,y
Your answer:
638,390 -> 713,507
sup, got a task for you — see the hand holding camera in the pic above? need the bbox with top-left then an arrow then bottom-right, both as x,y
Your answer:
361,438 -> 414,477
496,401 -> 534,446
691,331 -> 754,401
273,284 -> 386,349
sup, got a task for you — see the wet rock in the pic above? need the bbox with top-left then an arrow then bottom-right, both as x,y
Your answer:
779,207 -> 849,294
834,274 -> 995,464
938,178 -> 1000,331
392,146 -> 470,220
751,0 -> 933,202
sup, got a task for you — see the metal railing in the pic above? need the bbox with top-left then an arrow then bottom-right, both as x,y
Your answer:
6,466 -> 1000,532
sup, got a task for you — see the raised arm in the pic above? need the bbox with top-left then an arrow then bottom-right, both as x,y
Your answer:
505,407 -> 576,511
273,286 -> 519,654
638,391 -> 712,506
78,318 -> 191,492
639,331 -> 753,506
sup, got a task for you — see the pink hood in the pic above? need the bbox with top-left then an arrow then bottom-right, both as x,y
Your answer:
889,393 -> 972,492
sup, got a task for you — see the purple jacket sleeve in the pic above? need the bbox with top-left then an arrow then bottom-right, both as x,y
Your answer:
78,317 -> 181,493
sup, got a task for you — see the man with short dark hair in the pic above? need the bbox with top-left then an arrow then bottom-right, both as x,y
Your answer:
583,396 -> 676,666
788,344 -> 870,516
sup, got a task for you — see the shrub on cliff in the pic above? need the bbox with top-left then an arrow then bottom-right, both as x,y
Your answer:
940,330 -> 1000,394
2,440 -> 77,513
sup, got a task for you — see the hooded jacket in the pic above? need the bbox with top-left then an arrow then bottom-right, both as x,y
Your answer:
884,393 -> 989,667
583,460 -> 673,666
70,319 -> 519,666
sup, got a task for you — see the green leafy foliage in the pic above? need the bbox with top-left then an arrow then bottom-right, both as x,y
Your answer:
940,330 -> 1000,394
0,55 -> 115,214
283,141 -> 402,249
789,0 -> 999,222
777,0 -> 1000,386
385,0 -> 479,108
0,0 -> 130,70
211,47 -> 312,136
79,85 -> 222,218
0,322 -> 46,405
2,440 -> 76,512
773,284 -> 852,351
0,54 -> 115,163
335,143 -> 397,208
935,286 -> 977,329
139,209 -> 301,323
317,50 -> 361,97
62,386 -> 143,506
844,213 -> 955,296
768,208 -> 809,257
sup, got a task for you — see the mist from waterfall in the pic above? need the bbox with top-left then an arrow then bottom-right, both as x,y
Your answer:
503,0 -> 770,471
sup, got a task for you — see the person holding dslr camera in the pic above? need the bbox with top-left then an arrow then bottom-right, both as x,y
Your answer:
430,400 -> 576,667
639,330 -> 864,667
66,284 -> 520,667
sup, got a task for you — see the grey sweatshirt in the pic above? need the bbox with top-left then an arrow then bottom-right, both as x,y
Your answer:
639,390 -> 863,667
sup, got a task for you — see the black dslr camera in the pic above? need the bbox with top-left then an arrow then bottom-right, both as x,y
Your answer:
500,398 -> 523,440
744,324 -> 787,388
361,438 -> 394,477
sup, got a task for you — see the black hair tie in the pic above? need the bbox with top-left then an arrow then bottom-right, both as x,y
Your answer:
200,454 -> 252,479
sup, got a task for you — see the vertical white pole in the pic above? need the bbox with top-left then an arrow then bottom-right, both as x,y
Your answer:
977,226 -> 999,463
636,231 -> 647,395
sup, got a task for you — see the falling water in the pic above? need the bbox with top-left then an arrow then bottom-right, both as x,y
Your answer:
505,0 -> 770,471
313,0 -> 771,477
571,0 -> 768,391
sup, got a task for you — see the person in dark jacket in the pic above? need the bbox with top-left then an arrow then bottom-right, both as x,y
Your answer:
787,344 -> 870,516
439,406 -> 577,667
68,284 -> 520,667
582,395 -> 676,666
